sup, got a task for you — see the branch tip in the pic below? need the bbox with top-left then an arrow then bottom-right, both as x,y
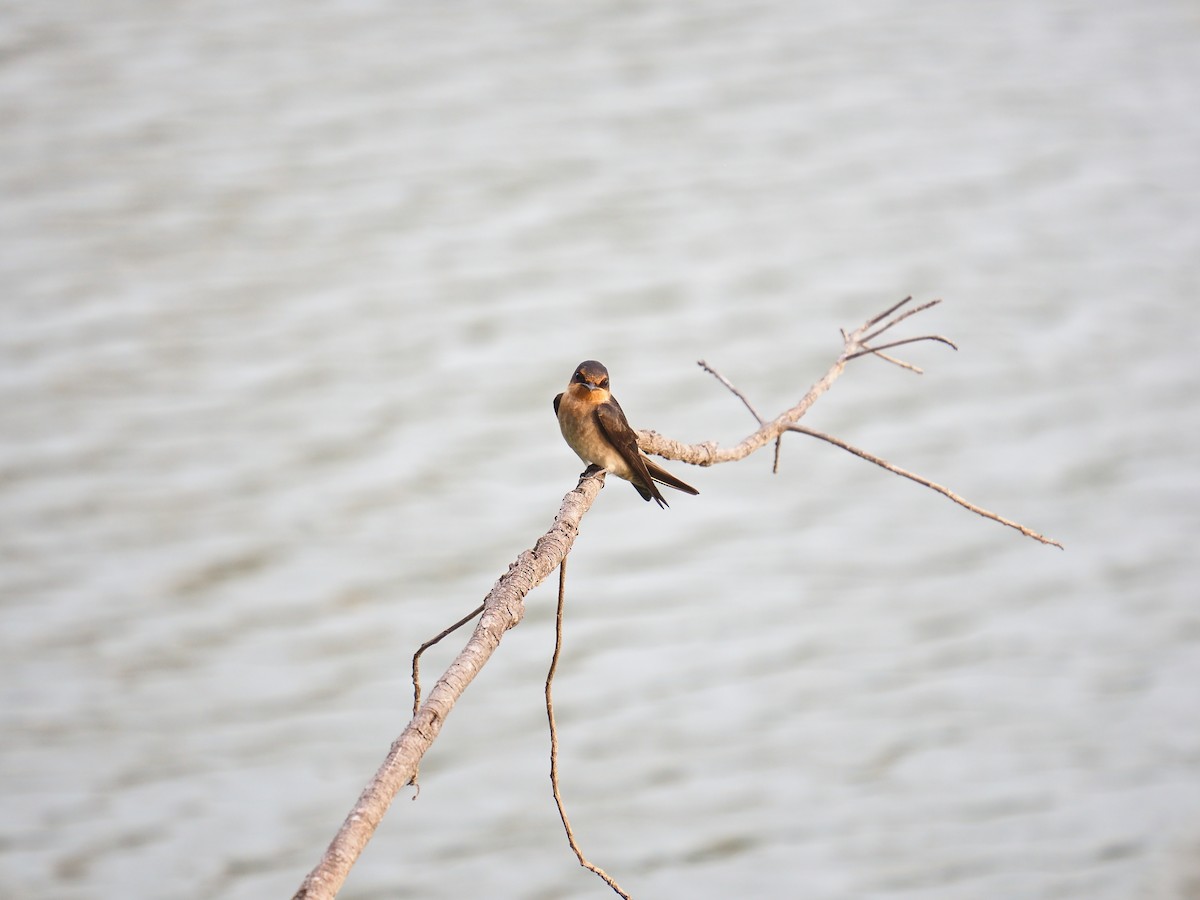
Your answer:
846,334 -> 958,363
864,295 -> 915,328
788,424 -> 1063,549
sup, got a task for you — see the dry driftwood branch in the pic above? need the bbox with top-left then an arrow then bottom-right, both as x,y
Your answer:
636,297 -> 956,467
293,472 -> 606,899
292,297 -> 1057,899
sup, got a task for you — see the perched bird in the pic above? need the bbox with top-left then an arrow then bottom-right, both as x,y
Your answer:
554,360 -> 699,508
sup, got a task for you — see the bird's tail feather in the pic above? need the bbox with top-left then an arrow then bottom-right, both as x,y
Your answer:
643,458 -> 699,496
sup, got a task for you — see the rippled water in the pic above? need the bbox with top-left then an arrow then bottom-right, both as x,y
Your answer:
3,1 -> 1199,898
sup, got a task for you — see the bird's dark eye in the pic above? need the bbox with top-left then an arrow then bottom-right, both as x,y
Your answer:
600,378 -> 609,388
573,371 -> 585,382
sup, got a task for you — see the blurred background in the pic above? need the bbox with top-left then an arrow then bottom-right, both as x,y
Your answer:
2,1 -> 1199,898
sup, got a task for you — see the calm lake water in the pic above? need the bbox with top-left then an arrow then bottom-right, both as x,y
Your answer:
3,1 -> 1199,898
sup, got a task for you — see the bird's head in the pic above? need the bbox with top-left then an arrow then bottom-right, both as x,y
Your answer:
567,360 -> 611,402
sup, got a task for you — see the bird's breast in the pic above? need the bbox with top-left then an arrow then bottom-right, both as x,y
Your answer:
557,397 -> 632,478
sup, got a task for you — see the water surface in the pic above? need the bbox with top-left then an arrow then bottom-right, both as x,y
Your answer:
2,1 -> 1199,898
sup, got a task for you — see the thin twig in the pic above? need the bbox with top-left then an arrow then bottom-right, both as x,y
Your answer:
408,602 -> 486,793
871,351 -> 925,374
788,424 -> 1063,548
412,604 -> 486,718
864,295 -> 916,328
844,334 -> 958,362
696,352 -> 1061,549
697,360 -> 783,474
640,299 -> 954,470
546,556 -> 632,899
861,298 -> 943,342
698,359 -> 766,424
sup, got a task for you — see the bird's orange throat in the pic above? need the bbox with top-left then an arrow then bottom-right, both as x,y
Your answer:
567,384 -> 610,405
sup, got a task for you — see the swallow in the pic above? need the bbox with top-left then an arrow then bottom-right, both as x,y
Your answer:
554,360 -> 699,508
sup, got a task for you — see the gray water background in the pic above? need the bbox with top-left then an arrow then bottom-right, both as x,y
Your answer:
3,1 -> 1199,898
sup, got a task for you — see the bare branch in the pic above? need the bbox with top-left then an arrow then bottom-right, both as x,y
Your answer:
409,601 -> 486,792
292,469 -> 607,900
412,603 -> 484,719
293,297 -> 1060,899
864,294 -> 917,328
870,351 -> 925,374
693,313 -> 1058,549
696,359 -> 784,472
546,557 -> 632,899
697,359 -> 766,424
788,425 -> 1063,548
642,299 -> 954,468
862,297 -> 943,341
843,333 -> 958,362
